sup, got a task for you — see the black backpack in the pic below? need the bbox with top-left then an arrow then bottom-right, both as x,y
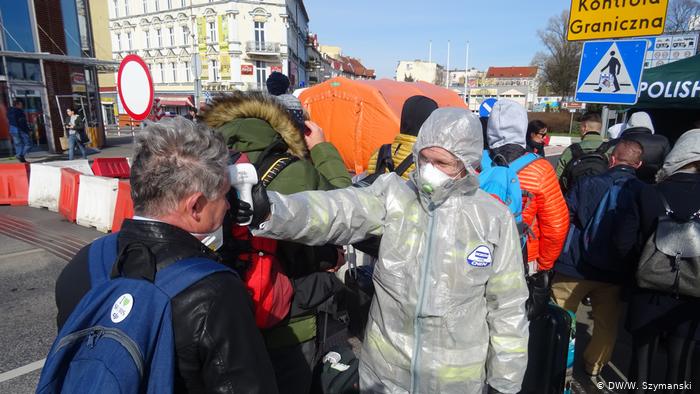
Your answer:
353,143 -> 414,187
636,194 -> 700,298
560,142 -> 612,193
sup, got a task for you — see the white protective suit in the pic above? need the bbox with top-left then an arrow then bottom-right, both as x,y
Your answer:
254,108 -> 529,393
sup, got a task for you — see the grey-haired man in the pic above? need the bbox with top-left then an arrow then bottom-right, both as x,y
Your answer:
54,117 -> 277,393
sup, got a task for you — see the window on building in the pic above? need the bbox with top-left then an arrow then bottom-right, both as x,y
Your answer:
181,0 -> 187,6
182,27 -> 189,45
142,0 -> 148,13
255,60 -> 267,88
184,61 -> 191,82
170,62 -> 177,82
211,59 -> 219,81
124,0 -> 129,16
60,0 -> 82,56
115,33 -> 121,51
144,31 -> 150,48
126,32 -> 132,50
167,0 -> 172,9
153,63 -> 161,83
160,63 -> 166,83
0,1 -> 36,51
168,27 -> 174,46
156,29 -> 162,47
207,21 -> 216,42
113,0 -> 119,17
254,22 -> 265,49
155,0 -> 159,11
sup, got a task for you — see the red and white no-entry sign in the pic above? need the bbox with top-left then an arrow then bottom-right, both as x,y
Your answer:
117,54 -> 154,121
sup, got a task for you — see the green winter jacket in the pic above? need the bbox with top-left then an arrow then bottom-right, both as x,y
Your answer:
203,92 -> 351,348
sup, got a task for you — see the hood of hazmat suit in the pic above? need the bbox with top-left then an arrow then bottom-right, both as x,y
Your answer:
254,108 -> 529,394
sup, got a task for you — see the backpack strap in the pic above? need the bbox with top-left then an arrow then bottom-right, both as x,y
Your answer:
510,152 -> 539,173
595,140 -> 613,155
375,144 -> 394,174
155,258 -> 234,299
394,154 -> 414,177
570,143 -> 585,160
88,233 -> 120,287
259,154 -> 298,187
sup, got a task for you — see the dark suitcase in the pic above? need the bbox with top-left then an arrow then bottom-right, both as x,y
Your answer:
343,265 -> 374,340
519,303 -> 576,394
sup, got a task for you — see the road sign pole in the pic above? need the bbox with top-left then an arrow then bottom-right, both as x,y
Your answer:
569,111 -> 574,135
601,106 -> 610,139
192,54 -> 202,110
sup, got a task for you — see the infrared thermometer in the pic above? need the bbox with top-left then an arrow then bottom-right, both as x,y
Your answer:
228,163 -> 258,226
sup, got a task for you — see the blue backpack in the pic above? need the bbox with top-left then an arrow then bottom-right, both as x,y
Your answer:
479,151 -> 539,223
581,178 -> 627,272
37,233 -> 232,393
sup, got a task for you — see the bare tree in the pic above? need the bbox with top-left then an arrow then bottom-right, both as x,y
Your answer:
665,0 -> 700,33
530,51 -> 551,96
534,10 -> 583,98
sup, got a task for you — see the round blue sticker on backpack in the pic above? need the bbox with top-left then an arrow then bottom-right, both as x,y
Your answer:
467,245 -> 492,267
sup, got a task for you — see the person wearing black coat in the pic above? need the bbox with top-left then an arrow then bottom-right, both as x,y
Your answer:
552,140 -> 644,377
54,118 -> 277,393
614,128 -> 700,393
618,111 -> 671,184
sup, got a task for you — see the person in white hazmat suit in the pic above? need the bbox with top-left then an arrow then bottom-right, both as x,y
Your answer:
235,108 -> 530,393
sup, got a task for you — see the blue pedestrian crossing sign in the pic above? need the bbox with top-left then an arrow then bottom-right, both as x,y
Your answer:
575,40 -> 648,105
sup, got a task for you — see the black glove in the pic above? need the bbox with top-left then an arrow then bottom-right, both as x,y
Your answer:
234,183 -> 271,229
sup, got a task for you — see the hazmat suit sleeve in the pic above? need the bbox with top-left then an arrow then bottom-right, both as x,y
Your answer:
253,182 -> 387,246
484,215 -> 529,393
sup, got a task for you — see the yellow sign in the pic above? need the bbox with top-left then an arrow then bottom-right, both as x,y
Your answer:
568,0 -> 668,41
218,15 -> 230,80
197,17 -> 208,80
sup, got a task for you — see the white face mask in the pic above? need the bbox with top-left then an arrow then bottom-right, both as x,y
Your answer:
194,226 -> 224,251
419,163 -> 454,194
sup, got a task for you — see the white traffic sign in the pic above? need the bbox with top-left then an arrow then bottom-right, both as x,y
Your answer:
575,39 -> 648,105
117,55 -> 154,120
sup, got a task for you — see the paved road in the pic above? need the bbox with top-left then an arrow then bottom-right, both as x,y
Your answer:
0,207 -> 101,393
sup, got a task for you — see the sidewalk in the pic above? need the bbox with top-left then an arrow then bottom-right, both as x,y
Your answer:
0,133 -> 137,164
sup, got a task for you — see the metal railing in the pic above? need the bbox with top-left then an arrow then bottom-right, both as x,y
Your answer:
245,41 -> 280,54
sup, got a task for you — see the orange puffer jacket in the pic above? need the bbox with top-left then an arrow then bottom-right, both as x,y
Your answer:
518,158 -> 569,271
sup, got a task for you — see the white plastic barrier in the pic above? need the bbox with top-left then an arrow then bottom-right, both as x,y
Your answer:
75,175 -> 119,233
27,160 -> 93,211
548,136 -> 573,146
46,159 -> 93,174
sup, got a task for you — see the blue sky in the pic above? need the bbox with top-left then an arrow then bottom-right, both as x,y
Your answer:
304,0 -> 571,78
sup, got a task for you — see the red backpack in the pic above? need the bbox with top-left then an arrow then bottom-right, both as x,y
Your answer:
232,150 -> 298,328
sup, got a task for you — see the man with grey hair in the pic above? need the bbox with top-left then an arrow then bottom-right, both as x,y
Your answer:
54,118 -> 277,393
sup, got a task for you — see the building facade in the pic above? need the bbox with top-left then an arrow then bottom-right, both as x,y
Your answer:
311,43 -> 374,83
1,0 -> 110,154
467,66 -> 539,110
395,60 -> 445,86
107,0 -> 309,114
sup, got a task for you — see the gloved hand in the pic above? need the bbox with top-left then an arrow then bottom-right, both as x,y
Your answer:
234,183 -> 271,229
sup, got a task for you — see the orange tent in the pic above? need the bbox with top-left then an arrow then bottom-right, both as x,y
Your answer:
299,77 -> 467,174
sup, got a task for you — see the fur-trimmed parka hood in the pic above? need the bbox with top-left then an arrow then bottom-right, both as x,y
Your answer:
201,91 -> 308,158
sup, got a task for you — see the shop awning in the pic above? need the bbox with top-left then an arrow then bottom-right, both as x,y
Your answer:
158,96 -> 194,107
635,54 -> 700,110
